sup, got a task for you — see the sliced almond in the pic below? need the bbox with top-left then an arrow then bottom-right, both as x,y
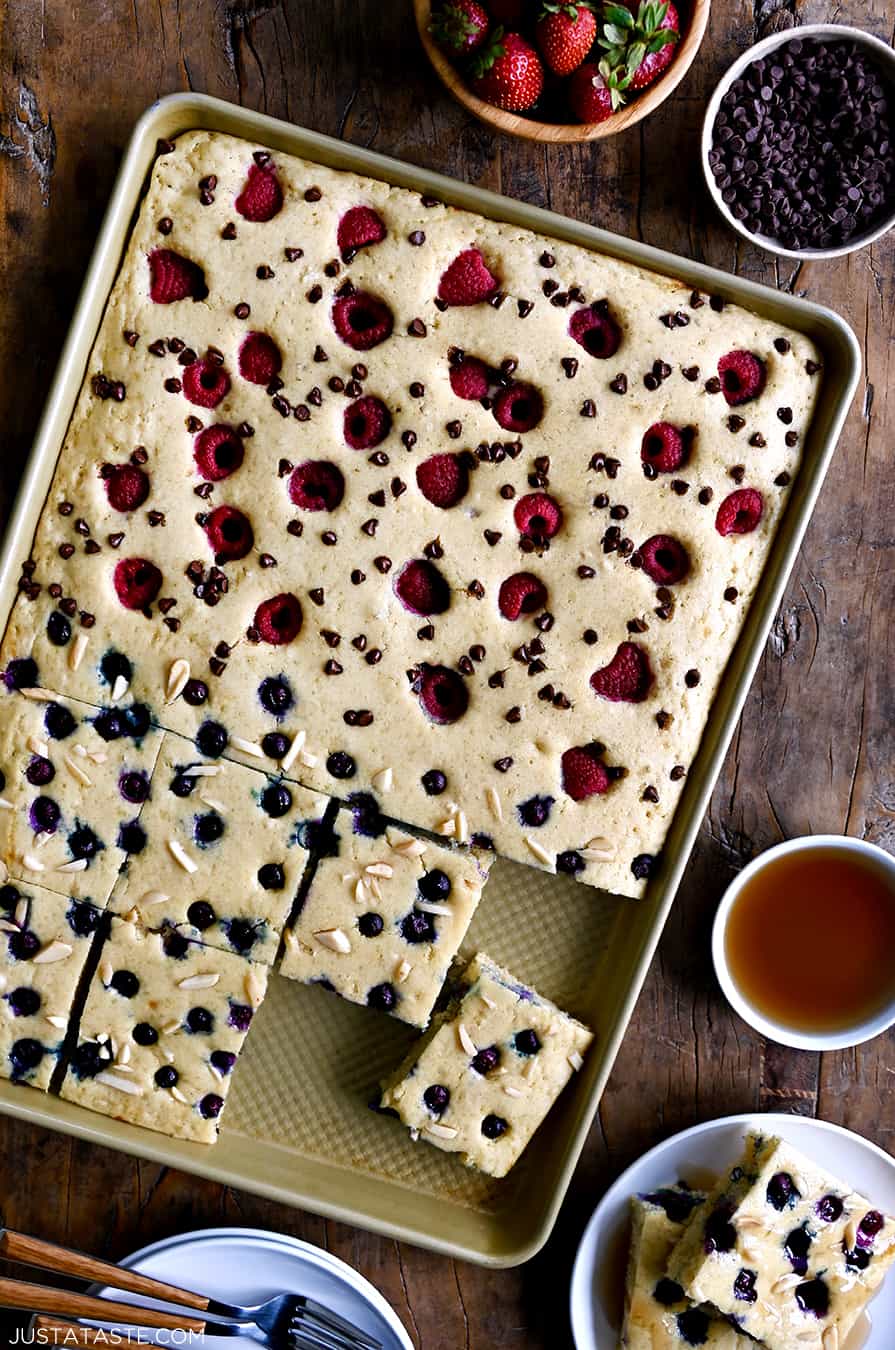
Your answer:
55,858 -> 88,873
45,1015 -> 68,1030
245,967 -> 266,1008
280,730 -> 306,772
32,940 -> 74,965
525,836 -> 553,867
844,1219 -> 859,1251
394,958 -> 412,984
414,899 -> 452,916
14,899 -> 28,927
366,862 -> 393,879
581,836 -> 615,862
390,837 -> 427,858
110,674 -> 129,704
567,1050 -> 584,1072
0,797 -> 13,812
64,754 -> 92,787
299,749 -> 318,768
486,785 -> 503,822
455,810 -> 469,843
199,795 -> 226,812
119,1042 -> 132,1065
425,1122 -> 458,1140
99,960 -> 114,986
96,1071 -> 143,1096
170,1086 -> 189,1104
167,839 -> 198,874
480,992 -> 497,1010
503,1084 -> 524,1098
26,735 -> 49,757
139,890 -> 170,908
771,1273 -> 802,1295
353,877 -> 369,905
822,1330 -> 839,1350
231,736 -> 265,759
21,854 -> 46,872
181,764 -> 221,779
69,632 -> 89,672
458,1022 -> 477,1056
0,920 -> 17,934
372,767 -> 393,793
177,972 -> 221,990
734,1216 -> 765,1231
19,687 -> 59,702
314,927 -> 352,954
436,818 -> 456,838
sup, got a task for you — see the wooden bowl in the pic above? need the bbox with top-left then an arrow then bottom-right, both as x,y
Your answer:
413,0 -> 712,143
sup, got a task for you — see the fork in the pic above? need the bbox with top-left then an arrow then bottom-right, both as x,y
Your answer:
0,1228 -> 381,1349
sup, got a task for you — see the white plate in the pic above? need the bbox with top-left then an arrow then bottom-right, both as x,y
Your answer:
81,1226 -> 414,1348
570,1113 -> 895,1349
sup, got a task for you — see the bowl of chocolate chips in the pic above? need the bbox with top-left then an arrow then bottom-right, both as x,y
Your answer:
702,25 -> 895,258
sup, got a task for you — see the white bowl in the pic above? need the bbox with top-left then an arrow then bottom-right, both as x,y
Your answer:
701,24 -> 895,260
712,834 -> 895,1051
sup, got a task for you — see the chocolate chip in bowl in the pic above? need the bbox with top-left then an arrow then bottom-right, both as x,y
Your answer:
702,25 -> 895,259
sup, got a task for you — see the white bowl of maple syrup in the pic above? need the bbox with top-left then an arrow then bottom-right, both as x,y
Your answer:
712,835 -> 895,1051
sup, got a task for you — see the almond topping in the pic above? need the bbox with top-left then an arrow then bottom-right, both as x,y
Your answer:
69,633 -> 89,671
110,675 -> 129,704
165,658 -> 191,703
504,1085 -> 524,1098
525,836 -> 553,866
394,958 -> 412,984
55,858 -> 88,873
181,764 -> 221,778
167,839 -> 198,873
245,968 -> 266,1008
139,890 -> 170,908
581,836 -> 615,862
19,687 -> 59,702
314,927 -> 352,954
27,736 -> 49,757
458,1022 -> 477,1056
45,1015 -> 68,1030
568,1050 -> 584,1072
96,1071 -> 143,1096
280,730 -> 306,772
365,862 -> 393,879
372,767 -> 393,793
231,736 -> 265,759
177,973 -> 221,990
32,941 -> 74,965
426,1123 -> 458,1140
390,837 -> 427,858
64,754 -> 92,787
21,854 -> 45,872
486,786 -> 503,822
414,899 -> 452,916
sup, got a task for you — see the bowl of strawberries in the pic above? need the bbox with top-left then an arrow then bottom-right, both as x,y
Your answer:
413,0 -> 710,141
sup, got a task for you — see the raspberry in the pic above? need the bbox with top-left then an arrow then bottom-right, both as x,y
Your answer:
493,382 -> 543,432
103,464 -> 149,512
640,422 -> 687,474
337,205 -> 387,259
193,425 -> 244,481
394,560 -> 451,616
147,248 -> 207,303
288,461 -> 344,511
203,505 -> 254,562
449,356 -> 490,401
331,291 -> 393,350
343,396 -> 391,449
416,664 -> 469,724
113,557 -> 162,611
568,303 -> 622,358
498,572 -> 547,619
416,453 -> 469,508
561,746 -> 611,801
590,642 -> 653,702
513,492 -> 562,539
238,331 -> 282,385
183,356 -> 231,408
715,488 -> 764,536
718,350 -> 766,406
437,249 -> 499,305
253,593 -> 303,645
235,162 -> 283,222
638,535 -> 690,584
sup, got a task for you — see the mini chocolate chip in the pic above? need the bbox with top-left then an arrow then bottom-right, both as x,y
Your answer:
685,669 -> 701,687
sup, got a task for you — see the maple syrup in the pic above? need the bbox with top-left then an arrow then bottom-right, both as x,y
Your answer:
725,845 -> 895,1034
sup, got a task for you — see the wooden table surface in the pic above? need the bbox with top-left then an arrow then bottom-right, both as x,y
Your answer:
1,0 -> 893,1345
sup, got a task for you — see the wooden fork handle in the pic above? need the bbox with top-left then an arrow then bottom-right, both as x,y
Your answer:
32,1317 -> 111,1347
0,1277 -> 207,1331
0,1229 -> 210,1310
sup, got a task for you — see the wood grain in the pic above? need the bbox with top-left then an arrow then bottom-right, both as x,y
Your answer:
1,1 -> 894,1346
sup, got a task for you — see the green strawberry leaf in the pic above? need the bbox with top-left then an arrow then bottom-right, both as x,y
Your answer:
603,23 -> 629,44
626,40 -> 646,72
469,25 -> 507,78
603,3 -> 635,26
647,28 -> 678,49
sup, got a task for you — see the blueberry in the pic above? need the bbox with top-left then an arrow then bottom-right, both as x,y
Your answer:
133,1022 -> 158,1046
29,796 -> 60,834
767,1171 -> 799,1211
199,1092 -> 224,1120
733,1268 -> 757,1302
423,1084 -> 450,1114
675,1309 -> 710,1346
367,982 -> 397,1012
170,772 -> 196,798
70,1041 -> 106,1079
845,1244 -> 871,1271
653,1278 -> 684,1307
93,709 -> 123,740
195,810 -> 225,844
100,651 -> 132,686
557,850 -> 586,875
471,1046 -> 500,1075
68,824 -> 102,861
258,675 -> 294,716
121,703 -> 151,739
262,732 -> 289,760
67,901 -> 100,938
358,912 -> 384,938
228,1002 -> 254,1033
348,792 -> 384,838
418,869 -> 451,902
703,1205 -> 737,1254
46,611 -> 71,646
0,885 -> 20,915
631,853 -> 657,880
421,769 -> 447,795
182,678 -> 209,706
517,795 -> 554,828
210,1050 -> 237,1076
9,931 -> 40,961
163,930 -> 190,959
642,1189 -> 703,1225
187,901 -> 216,931
196,719 -> 228,758
7,987 -> 41,1017
400,910 -> 437,944
514,1030 -> 541,1056
25,755 -> 54,787
154,1065 -> 179,1089
119,770 -> 149,804
10,1038 -> 44,1079
784,1224 -> 812,1275
481,1114 -> 508,1140
258,862 -> 285,890
45,703 -> 76,740
858,1210 -> 884,1246
469,832 -> 494,851
186,1006 -> 214,1034
326,751 -> 356,780
117,820 -> 147,854
4,657 -> 39,690
795,1278 -> 829,1318
110,969 -> 140,998
816,1194 -> 844,1223
260,784 -> 292,818
226,919 -> 259,954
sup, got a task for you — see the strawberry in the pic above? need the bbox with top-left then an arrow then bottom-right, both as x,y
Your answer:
470,30 -> 544,113
598,1 -> 679,93
535,3 -> 596,77
430,0 -> 490,53
568,60 -> 627,122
